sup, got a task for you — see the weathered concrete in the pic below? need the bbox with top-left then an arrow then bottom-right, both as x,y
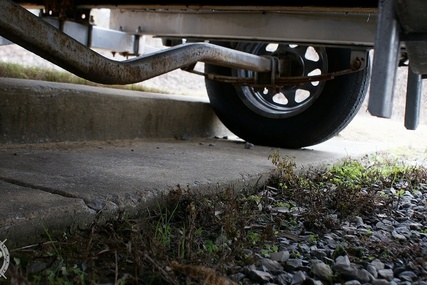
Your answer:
0,78 -> 394,249
0,180 -> 94,248
0,78 -> 227,143
0,137 -> 386,248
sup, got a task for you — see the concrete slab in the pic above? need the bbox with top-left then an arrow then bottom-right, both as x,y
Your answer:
0,78 -> 228,143
0,78 -> 401,249
0,180 -> 94,249
0,137 -> 386,248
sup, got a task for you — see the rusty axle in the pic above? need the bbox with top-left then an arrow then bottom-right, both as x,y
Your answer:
0,0 -> 272,85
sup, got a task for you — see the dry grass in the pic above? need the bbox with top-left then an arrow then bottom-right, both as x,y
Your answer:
5,150 -> 427,284
0,61 -> 168,94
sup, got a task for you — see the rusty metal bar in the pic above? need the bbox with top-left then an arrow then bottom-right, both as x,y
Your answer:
191,68 -> 362,86
0,0 -> 272,85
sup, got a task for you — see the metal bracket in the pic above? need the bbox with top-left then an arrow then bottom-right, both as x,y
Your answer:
253,56 -> 281,91
350,50 -> 368,70
42,16 -> 144,56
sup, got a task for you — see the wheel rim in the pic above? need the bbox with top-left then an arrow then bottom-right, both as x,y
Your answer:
234,43 -> 328,119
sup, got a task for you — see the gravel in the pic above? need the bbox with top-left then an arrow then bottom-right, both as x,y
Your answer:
7,150 -> 427,284
222,156 -> 427,285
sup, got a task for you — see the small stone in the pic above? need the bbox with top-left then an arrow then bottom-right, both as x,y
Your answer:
286,259 -> 303,271
333,264 -> 357,279
371,259 -> 385,271
86,197 -> 105,211
401,202 -> 412,209
270,251 -> 290,263
229,273 -> 245,283
334,264 -> 372,283
375,222 -> 394,232
393,265 -> 406,277
407,261 -> 420,271
248,269 -> 273,283
335,255 -> 351,267
357,228 -> 372,235
243,264 -> 257,273
311,261 -> 333,282
310,249 -> 329,260
275,273 -> 292,285
398,271 -> 418,282
324,233 -> 341,248
343,234 -> 359,242
291,271 -> 306,285
371,279 -> 391,285
378,269 -> 394,281
342,225 -> 358,235
244,142 -> 254,149
259,258 -> 284,272
354,216 -> 364,226
298,243 -> 310,253
179,134 -> 191,140
366,264 -> 378,278
309,245 -> 318,251
392,230 -> 406,240
371,231 -> 392,243
357,269 -> 374,283
343,281 -> 361,285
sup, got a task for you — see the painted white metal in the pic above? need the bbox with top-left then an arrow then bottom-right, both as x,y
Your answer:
110,9 -> 378,47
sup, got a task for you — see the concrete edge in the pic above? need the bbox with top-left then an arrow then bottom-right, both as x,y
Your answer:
0,78 -> 230,144
1,155 -> 353,249
1,171 -> 271,249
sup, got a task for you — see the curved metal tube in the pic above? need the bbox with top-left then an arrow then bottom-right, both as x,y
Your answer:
0,0 -> 272,85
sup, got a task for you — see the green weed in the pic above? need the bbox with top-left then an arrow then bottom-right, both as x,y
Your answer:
261,245 -> 279,255
246,232 -> 261,245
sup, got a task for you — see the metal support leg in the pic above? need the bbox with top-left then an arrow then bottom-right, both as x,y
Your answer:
404,65 -> 422,130
368,0 -> 401,118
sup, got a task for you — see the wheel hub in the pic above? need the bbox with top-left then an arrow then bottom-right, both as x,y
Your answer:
234,43 -> 328,119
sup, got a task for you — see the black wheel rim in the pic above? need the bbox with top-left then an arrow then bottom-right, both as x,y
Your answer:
234,43 -> 328,119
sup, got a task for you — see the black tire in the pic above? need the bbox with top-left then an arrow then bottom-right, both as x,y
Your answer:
205,42 -> 370,149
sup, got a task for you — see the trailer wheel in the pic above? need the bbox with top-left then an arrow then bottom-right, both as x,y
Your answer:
205,42 -> 370,148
